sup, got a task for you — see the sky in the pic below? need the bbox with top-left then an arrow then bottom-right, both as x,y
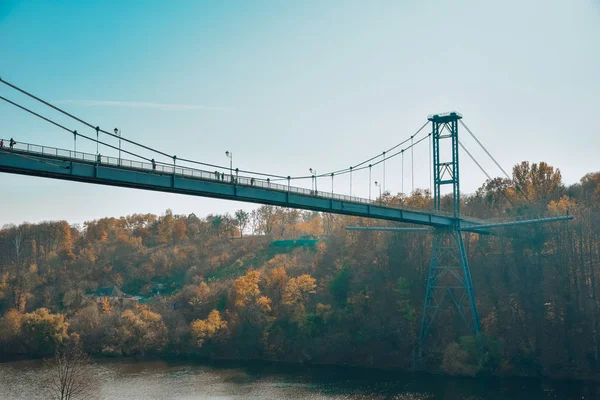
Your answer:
1,0 -> 599,226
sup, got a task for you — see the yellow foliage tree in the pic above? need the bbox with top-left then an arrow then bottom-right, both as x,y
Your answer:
283,274 -> 317,305
282,274 -> 317,324
189,281 -> 211,308
112,308 -> 168,355
548,195 -> 577,216
0,309 -> 23,345
99,297 -> 112,314
511,161 -> 563,204
232,270 -> 261,308
190,309 -> 227,347
265,266 -> 289,303
0,273 -> 8,300
21,308 -> 69,356
297,216 -> 323,236
256,296 -> 272,313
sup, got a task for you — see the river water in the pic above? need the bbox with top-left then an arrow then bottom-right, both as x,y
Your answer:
1,358 -> 599,399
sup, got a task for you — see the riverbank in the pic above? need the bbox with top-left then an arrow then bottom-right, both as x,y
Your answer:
2,357 -> 599,400
4,351 -> 600,386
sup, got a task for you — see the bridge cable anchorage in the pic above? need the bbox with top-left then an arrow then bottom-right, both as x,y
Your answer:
459,119 -> 531,203
0,95 -> 152,162
0,78 -> 290,181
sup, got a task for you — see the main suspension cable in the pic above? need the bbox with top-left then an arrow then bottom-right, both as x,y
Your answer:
0,78 -> 290,180
0,95 -> 152,162
459,119 -> 531,203
1,77 -> 431,184
459,120 -> 510,179
459,139 -> 515,207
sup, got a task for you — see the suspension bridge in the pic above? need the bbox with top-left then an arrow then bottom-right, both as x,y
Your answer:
0,77 -> 572,362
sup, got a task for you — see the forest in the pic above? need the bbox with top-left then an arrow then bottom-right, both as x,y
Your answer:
0,160 -> 599,380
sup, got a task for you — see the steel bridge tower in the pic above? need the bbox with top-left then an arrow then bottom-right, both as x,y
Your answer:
417,112 -> 480,360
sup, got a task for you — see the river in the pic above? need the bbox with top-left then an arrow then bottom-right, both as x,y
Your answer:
1,358 -> 599,399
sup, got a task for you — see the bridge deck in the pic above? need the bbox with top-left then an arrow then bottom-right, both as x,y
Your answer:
0,142 -> 482,228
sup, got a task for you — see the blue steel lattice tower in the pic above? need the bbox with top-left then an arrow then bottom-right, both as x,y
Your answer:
417,112 -> 480,359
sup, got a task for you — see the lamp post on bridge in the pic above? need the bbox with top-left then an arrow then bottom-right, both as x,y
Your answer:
368,164 -> 372,201
225,151 -> 233,182
95,126 -> 99,156
374,181 -> 382,205
114,128 -> 121,166
331,173 -> 334,197
382,151 -> 386,194
309,168 -> 317,193
349,166 -> 353,197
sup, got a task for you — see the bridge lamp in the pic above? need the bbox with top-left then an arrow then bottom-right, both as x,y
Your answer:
114,128 -> 121,166
225,151 -> 232,178
374,181 -> 382,205
309,168 -> 317,193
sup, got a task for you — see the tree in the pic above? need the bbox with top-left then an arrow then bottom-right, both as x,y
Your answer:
110,307 -> 168,356
511,161 -> 563,205
256,205 -> 276,235
234,210 -> 250,237
250,209 -> 260,235
282,274 -> 317,324
207,214 -> 224,237
45,343 -> 101,400
190,309 -> 227,347
0,309 -> 23,353
232,270 -> 261,308
21,308 -> 69,356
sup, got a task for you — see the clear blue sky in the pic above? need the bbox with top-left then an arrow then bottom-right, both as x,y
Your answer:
1,0 -> 599,226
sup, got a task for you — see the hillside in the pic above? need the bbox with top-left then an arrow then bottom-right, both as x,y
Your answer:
1,161 -> 600,380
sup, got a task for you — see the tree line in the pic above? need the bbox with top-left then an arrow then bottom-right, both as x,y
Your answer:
1,160 -> 599,380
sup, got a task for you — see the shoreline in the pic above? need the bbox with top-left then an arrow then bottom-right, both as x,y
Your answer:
3,352 -> 600,386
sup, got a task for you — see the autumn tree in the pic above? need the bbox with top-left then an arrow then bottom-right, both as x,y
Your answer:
21,308 -> 69,356
106,308 -> 168,356
190,309 -> 227,347
282,274 -> 317,325
0,309 -> 23,354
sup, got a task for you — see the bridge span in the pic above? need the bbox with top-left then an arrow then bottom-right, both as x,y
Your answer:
0,141 -> 482,230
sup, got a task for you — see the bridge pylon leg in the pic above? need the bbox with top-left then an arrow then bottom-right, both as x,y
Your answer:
416,227 -> 480,365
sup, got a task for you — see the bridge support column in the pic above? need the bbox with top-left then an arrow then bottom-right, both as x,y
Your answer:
417,227 -> 480,362
416,111 -> 480,365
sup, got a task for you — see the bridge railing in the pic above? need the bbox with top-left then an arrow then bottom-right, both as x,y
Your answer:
1,140 -> 458,218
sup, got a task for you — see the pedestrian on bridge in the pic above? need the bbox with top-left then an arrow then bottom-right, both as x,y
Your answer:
0,139 -> 4,148
97,153 -> 101,164
152,159 -> 156,171
9,138 -> 16,149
